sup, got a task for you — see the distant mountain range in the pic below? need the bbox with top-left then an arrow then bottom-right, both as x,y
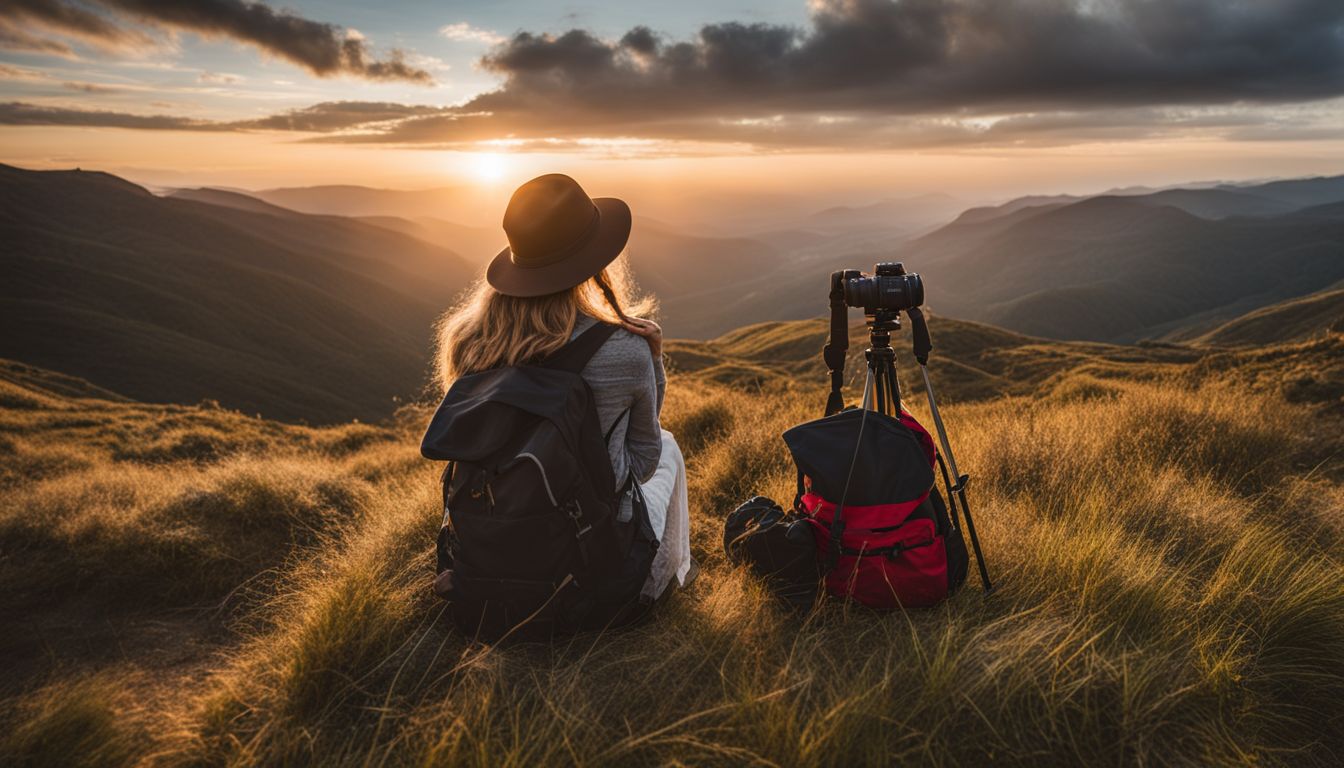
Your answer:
904,176 -> 1344,341
3,163 -> 1341,421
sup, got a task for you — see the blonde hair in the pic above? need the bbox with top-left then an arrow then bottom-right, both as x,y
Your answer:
434,256 -> 656,390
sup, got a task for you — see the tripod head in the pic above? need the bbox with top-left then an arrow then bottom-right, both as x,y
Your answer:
866,309 -> 901,352
824,265 -> 932,415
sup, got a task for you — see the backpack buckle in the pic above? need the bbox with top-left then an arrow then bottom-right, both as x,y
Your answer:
564,500 -> 591,537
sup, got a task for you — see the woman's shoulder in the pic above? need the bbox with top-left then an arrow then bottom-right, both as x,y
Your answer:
574,315 -> 650,374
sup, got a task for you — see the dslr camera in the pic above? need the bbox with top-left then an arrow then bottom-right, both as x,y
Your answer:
833,262 -> 924,314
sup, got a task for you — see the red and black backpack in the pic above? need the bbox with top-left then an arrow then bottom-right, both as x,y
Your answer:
784,407 -> 969,609
725,406 -> 969,610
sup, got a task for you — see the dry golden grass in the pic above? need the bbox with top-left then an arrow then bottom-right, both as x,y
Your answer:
1,331 -> 1342,766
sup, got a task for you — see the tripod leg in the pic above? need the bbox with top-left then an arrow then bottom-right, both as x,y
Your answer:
919,364 -> 994,594
886,358 -> 901,413
860,365 -> 874,411
874,363 -> 886,414
935,452 -> 962,533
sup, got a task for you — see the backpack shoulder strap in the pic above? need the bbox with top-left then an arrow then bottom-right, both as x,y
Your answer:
542,322 -> 619,374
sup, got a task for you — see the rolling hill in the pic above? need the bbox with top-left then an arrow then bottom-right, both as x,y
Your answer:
0,165 -> 474,423
1190,287 -> 1344,347
665,311 -> 1200,402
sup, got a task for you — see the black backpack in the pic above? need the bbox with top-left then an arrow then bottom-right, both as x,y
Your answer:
420,323 -> 658,641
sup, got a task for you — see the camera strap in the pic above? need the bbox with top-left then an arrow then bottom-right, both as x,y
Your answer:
823,273 -> 849,416
905,307 -> 933,365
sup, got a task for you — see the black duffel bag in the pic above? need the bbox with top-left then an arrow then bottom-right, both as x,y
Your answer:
723,496 -> 821,610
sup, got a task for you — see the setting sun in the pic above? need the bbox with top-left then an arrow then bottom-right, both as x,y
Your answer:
466,151 -> 511,184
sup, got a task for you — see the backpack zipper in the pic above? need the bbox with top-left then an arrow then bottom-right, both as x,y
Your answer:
515,452 -> 559,507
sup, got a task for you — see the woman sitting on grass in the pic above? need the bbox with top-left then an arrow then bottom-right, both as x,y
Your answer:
434,173 -> 694,617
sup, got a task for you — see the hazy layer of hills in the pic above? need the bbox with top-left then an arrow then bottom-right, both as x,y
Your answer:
696,174 -> 1344,343
908,189 -> 1344,342
4,163 -> 1342,423
168,171 -> 1344,344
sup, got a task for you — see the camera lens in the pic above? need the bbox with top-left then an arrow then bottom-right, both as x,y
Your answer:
904,272 -> 924,308
842,271 -> 923,311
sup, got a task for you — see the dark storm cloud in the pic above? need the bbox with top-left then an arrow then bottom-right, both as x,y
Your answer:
331,0 -> 1341,147
466,0 -> 1344,116
0,0 -> 434,84
97,0 -> 432,83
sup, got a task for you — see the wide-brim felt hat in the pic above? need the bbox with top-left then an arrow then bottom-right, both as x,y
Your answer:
486,173 -> 631,297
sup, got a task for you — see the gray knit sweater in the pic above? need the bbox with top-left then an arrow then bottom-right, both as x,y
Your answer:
571,313 -> 666,490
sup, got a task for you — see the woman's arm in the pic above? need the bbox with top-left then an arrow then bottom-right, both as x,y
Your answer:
622,316 -> 665,416
624,349 -> 663,483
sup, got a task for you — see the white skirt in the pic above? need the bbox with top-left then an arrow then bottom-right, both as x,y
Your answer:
637,430 -> 692,600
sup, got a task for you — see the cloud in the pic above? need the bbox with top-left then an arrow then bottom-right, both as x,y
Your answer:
0,0 -> 435,84
0,62 -> 125,93
440,22 -> 504,45
0,101 -> 226,130
5,0 -> 1343,150
236,101 -> 449,132
0,100 -> 449,133
4,94 -> 1339,153
0,18 -> 77,57
0,63 -> 49,81
197,71 -> 243,85
61,80 -> 121,93
335,0 -> 1344,148
1,0 -> 154,50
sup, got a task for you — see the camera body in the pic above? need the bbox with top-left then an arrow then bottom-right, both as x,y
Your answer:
836,262 -> 924,314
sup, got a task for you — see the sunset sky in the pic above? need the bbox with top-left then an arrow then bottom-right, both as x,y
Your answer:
2,0 -> 1343,206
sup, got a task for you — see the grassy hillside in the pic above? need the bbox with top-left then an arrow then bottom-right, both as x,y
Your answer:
2,314 -> 1341,766
666,312 -> 1199,399
1189,288 -> 1344,347
0,165 -> 473,423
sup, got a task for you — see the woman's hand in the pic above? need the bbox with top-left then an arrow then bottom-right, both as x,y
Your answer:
621,317 -> 663,359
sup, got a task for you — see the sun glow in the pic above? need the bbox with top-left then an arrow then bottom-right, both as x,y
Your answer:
467,151 -> 511,184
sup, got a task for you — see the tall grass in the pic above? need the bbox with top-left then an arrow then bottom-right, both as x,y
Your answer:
2,362 -> 1341,766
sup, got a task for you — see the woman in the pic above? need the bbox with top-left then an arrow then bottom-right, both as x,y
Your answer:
434,173 -> 693,605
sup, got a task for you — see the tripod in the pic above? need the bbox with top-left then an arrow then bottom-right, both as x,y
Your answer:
832,307 -> 994,594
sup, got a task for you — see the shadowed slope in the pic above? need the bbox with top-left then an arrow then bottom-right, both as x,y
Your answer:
1191,288 -> 1344,347
0,165 -> 474,423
